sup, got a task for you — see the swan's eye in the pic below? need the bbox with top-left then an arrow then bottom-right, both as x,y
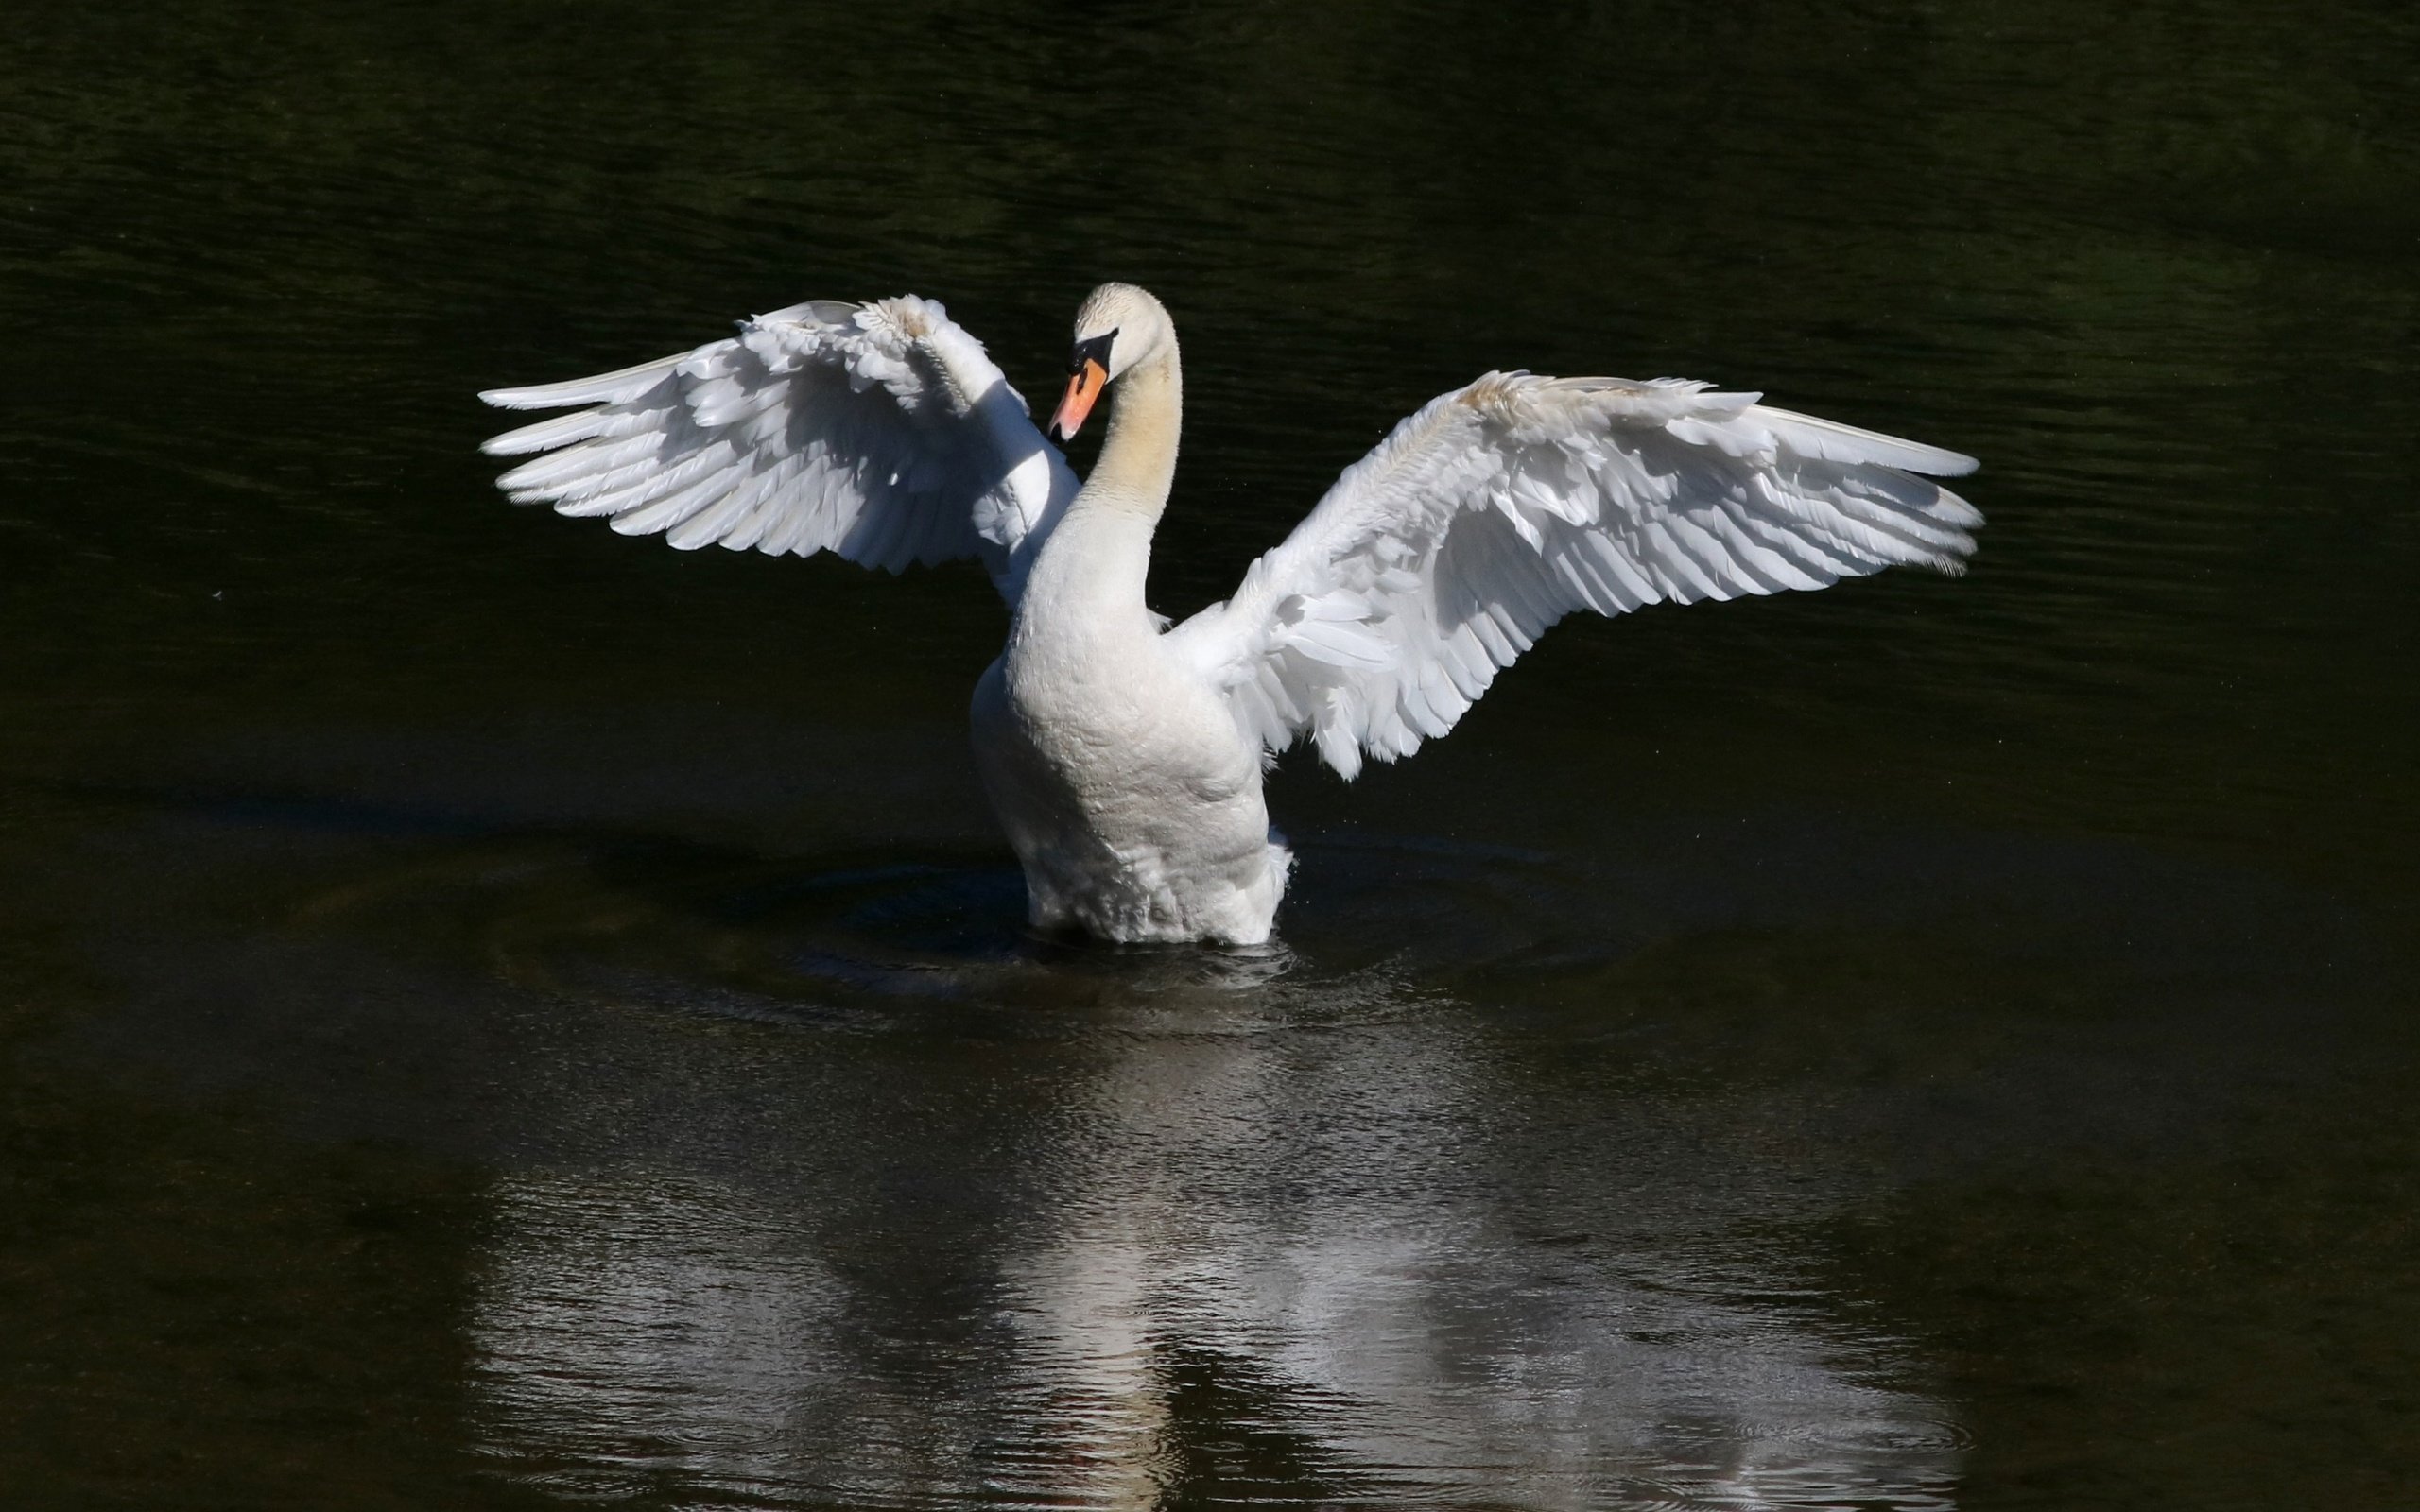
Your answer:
1069,329 -> 1117,375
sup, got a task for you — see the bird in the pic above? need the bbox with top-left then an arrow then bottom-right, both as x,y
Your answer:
480,283 -> 1979,946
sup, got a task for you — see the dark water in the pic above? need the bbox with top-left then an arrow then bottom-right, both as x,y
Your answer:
4,2 -> 2416,1507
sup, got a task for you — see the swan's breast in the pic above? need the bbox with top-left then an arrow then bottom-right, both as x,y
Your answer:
990,626 -> 1253,812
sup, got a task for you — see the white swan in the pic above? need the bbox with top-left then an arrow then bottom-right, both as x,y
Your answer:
482,284 -> 1979,945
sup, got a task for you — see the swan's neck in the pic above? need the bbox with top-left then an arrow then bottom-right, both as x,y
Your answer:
1019,341 -> 1182,629
1084,341 -> 1182,526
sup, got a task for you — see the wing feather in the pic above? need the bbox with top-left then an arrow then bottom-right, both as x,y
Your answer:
478,296 -> 1080,599
1167,371 -> 1980,779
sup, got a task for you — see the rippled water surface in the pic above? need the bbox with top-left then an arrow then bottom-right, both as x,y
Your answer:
4,3 -> 2416,1508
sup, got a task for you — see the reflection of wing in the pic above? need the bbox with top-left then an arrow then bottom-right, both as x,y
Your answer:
1167,373 -> 1981,776
466,999 -> 1962,1508
1004,1005 -> 1962,1505
480,296 -> 1079,600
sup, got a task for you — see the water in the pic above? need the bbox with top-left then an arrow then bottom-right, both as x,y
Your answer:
3,2 -> 2415,1507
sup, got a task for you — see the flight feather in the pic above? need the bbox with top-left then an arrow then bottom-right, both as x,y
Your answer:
1165,372 -> 1981,778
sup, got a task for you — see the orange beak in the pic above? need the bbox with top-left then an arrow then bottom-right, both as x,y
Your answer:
1048,358 -> 1107,444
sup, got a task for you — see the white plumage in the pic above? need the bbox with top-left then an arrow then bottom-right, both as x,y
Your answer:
483,283 -> 1979,944
483,296 -> 1077,595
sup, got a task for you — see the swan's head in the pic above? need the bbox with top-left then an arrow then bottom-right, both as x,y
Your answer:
1047,283 -> 1172,443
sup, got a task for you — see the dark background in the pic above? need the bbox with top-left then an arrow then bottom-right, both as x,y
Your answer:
3,2 -> 2415,1507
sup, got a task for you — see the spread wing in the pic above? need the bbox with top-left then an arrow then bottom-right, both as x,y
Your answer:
1165,372 -> 1981,778
479,295 -> 1079,601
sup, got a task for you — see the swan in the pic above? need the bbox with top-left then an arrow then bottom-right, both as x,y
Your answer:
481,284 -> 1979,945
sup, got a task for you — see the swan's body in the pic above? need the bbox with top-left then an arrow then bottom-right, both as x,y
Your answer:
968,305 -> 1288,940
483,284 -> 1980,944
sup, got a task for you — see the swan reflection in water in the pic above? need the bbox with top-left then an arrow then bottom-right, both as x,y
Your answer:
464,954 -> 1959,1510
467,278 -> 1978,1500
